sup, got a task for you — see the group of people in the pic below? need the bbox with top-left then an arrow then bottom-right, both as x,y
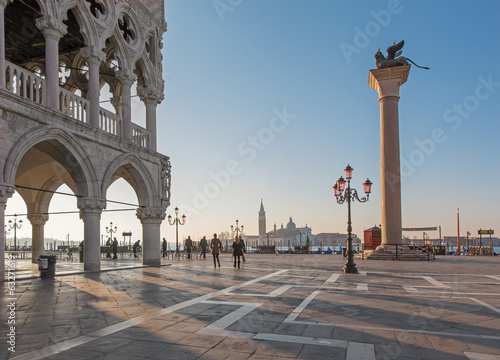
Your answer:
162,234 -> 246,269
105,237 -> 119,259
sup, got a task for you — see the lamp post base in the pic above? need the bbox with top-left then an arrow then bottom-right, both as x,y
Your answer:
342,263 -> 358,274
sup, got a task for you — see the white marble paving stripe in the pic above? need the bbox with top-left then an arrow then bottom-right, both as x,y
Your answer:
223,284 -> 292,297
464,352 -> 500,360
485,275 -> 500,281
252,332 -> 348,348
11,269 -> 288,360
470,297 -> 500,315
356,283 -> 368,291
422,276 -> 450,288
283,290 -> 320,323
325,273 -> 341,283
346,341 -> 376,360
403,286 -> 419,293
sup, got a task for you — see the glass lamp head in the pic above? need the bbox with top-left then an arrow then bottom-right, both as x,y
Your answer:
344,164 -> 353,180
363,178 -> 373,194
337,176 -> 346,192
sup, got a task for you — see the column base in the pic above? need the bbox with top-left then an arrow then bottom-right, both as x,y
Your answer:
84,263 -> 101,272
143,258 -> 161,266
342,263 -> 358,274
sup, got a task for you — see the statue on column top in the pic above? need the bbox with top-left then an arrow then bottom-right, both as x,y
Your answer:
374,40 -> 430,70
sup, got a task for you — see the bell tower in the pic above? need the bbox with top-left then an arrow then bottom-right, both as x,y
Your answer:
258,199 -> 266,237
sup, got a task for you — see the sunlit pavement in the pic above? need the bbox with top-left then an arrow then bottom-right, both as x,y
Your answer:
2,254 -> 500,360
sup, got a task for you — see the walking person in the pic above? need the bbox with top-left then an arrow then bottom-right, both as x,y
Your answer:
239,236 -> 246,262
210,233 -> 222,268
162,238 -> 167,258
133,240 -> 141,258
233,236 -> 243,269
112,237 -> 118,259
185,236 -> 193,259
105,237 -> 112,258
199,236 -> 208,259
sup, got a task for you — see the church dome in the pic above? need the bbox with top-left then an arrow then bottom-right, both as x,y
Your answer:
286,217 -> 296,229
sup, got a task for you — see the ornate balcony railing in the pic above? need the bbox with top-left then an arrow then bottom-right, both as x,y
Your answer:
5,61 -> 45,106
3,61 -> 150,149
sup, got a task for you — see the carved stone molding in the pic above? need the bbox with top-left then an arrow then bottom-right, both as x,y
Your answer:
160,158 -> 171,208
136,207 -> 166,224
77,197 -> 106,214
80,46 -> 107,65
35,16 -> 68,41
27,214 -> 49,226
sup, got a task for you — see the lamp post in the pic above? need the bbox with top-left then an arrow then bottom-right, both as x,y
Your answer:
333,164 -> 372,274
105,222 -> 117,242
4,225 -> 11,249
167,207 -> 186,255
231,220 -> 244,240
8,214 -> 23,251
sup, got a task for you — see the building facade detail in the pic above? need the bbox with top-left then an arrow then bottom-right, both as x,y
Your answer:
0,0 -> 169,277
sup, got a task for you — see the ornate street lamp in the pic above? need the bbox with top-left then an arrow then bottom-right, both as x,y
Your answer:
8,215 -> 23,251
4,225 -> 11,249
333,164 -> 372,274
105,222 -> 117,241
167,207 -> 186,255
231,220 -> 244,239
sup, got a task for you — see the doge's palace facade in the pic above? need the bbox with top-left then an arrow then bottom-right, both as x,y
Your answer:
0,0 -> 170,277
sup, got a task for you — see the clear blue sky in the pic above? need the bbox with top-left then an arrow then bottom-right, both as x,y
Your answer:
6,0 -> 500,246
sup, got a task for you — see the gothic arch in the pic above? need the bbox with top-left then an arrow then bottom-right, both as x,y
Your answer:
101,153 -> 158,208
3,125 -> 98,199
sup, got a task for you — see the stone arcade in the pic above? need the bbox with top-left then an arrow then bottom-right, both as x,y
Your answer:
0,0 -> 170,278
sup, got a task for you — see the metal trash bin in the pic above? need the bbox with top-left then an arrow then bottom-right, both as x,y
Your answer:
38,255 -> 56,279
342,247 -> 347,257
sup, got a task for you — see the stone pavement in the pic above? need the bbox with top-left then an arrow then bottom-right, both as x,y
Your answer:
1,254 -> 500,360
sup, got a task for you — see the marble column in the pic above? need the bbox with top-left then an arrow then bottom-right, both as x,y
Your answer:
27,214 -> 49,264
138,87 -> 162,151
0,185 -> 14,279
115,69 -> 136,141
0,1 -> 12,89
35,16 -> 67,110
369,65 -> 410,246
78,198 -> 106,271
81,46 -> 106,128
137,207 -> 165,266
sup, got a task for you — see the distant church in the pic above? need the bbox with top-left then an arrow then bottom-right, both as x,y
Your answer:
245,200 -> 314,247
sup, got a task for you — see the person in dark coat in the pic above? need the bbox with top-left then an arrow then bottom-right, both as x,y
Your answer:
162,238 -> 167,257
199,236 -> 208,259
133,240 -> 141,258
106,237 -> 112,258
185,236 -> 193,259
239,236 -> 246,262
112,237 -> 118,259
210,233 -> 222,268
232,236 -> 243,269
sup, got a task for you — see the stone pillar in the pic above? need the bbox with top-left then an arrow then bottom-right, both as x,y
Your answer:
369,65 -> 410,246
0,185 -> 14,278
0,1 -> 12,89
81,46 -> 106,128
78,198 -> 106,271
115,69 -> 136,141
35,16 -> 67,110
27,214 -> 49,264
138,87 -> 163,151
136,207 -> 165,266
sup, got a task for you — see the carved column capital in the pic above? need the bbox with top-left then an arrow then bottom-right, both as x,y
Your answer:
80,46 -> 106,65
77,197 -> 106,214
0,184 -> 15,204
27,214 -> 49,226
115,69 -> 137,86
36,16 -> 68,41
137,86 -> 164,105
136,207 -> 166,225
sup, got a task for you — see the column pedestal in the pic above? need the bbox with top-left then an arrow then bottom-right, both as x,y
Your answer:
369,65 -> 410,247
